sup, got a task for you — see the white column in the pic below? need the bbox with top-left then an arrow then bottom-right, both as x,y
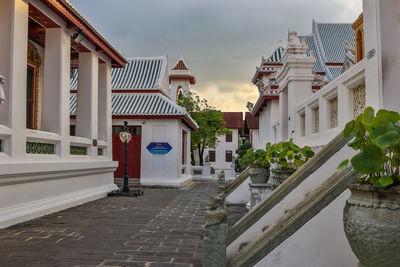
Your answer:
319,97 -> 328,134
278,89 -> 288,141
76,52 -> 99,157
98,62 -> 112,159
0,0 -> 28,158
338,83 -> 350,129
287,79 -> 313,138
42,28 -> 71,157
363,0 -> 400,112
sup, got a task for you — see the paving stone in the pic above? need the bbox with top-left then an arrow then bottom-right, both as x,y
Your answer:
0,181 -> 217,266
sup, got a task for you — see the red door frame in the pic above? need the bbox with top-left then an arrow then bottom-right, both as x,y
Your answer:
112,125 -> 141,179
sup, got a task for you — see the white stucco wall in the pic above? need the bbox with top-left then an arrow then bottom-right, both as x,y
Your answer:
257,99 -> 279,149
113,118 -> 192,186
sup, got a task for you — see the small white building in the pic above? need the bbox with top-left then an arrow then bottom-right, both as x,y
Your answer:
71,56 -> 198,187
0,0 -> 127,228
204,112 -> 243,170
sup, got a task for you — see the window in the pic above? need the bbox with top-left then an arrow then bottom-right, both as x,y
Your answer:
312,107 -> 319,134
26,66 -> 35,129
226,133 -> 232,142
182,130 -> 187,165
225,150 -> 232,162
209,150 -> 216,162
70,125 -> 76,136
356,30 -> 364,62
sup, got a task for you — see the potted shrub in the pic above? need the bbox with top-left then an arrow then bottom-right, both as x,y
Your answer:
239,148 -> 270,183
266,139 -> 314,190
337,107 -> 400,267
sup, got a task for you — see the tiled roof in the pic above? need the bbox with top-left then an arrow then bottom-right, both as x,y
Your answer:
328,67 -> 343,79
71,93 -> 186,116
264,47 -> 285,63
299,34 -> 325,73
245,112 -> 259,129
223,112 -> 243,129
70,56 -> 166,90
313,21 -> 355,63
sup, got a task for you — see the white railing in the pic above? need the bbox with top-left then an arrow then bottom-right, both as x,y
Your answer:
292,59 -> 367,148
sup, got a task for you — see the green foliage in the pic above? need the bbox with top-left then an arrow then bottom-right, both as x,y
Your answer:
178,92 -> 231,165
238,148 -> 269,168
235,142 -> 252,172
338,106 -> 400,187
265,138 -> 315,173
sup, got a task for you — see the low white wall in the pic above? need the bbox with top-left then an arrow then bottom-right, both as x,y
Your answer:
227,144 -> 356,258
0,160 -> 117,228
255,191 -> 358,267
225,177 -> 251,205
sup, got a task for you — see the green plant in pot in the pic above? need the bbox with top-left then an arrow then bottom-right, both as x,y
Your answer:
238,148 -> 270,184
337,106 -> 400,267
266,139 -> 314,190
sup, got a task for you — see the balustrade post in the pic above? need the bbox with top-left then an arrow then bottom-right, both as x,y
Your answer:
202,193 -> 227,267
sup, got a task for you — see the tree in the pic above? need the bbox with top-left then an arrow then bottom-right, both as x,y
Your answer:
178,92 -> 231,166
235,142 -> 252,172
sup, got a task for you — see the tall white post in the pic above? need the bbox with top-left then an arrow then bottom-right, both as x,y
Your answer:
98,62 -> 112,159
42,28 -> 71,157
277,32 -> 315,141
0,0 -> 28,158
76,52 -> 99,157
363,0 -> 400,112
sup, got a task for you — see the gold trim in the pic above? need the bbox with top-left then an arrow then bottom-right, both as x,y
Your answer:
27,41 -> 41,130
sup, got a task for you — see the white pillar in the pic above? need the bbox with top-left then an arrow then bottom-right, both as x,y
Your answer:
277,32 -> 315,141
42,28 -> 71,157
363,0 -> 400,112
278,90 -> 288,141
98,62 -> 112,159
0,0 -> 28,158
76,52 -> 99,157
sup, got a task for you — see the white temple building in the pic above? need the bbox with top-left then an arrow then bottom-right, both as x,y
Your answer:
0,0 -> 127,228
71,56 -> 198,187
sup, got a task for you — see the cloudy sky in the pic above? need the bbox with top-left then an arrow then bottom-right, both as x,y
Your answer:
70,0 -> 362,112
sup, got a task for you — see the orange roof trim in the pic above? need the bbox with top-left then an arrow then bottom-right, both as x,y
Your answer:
40,0 -> 127,68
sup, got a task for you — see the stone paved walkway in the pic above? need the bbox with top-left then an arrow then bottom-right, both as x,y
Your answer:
0,181 -> 218,267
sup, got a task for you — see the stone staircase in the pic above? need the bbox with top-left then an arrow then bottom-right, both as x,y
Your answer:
229,166 -> 359,266
202,132 -> 360,266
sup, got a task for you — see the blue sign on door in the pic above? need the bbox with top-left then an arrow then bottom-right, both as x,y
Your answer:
146,142 -> 172,154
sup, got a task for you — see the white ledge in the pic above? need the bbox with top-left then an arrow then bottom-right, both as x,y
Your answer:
0,125 -> 12,137
70,136 -> 92,146
26,129 -> 61,143
97,140 -> 108,147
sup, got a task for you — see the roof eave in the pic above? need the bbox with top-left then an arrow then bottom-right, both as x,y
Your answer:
42,0 -> 127,68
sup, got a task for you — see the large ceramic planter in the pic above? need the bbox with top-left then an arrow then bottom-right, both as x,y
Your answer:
270,168 -> 292,190
249,167 -> 270,184
343,183 -> 400,267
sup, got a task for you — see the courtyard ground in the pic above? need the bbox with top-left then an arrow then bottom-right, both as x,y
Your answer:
0,181 -> 247,267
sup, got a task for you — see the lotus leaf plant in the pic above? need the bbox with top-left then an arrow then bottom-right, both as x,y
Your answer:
238,148 -> 270,168
337,106 -> 400,187
265,138 -> 315,173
